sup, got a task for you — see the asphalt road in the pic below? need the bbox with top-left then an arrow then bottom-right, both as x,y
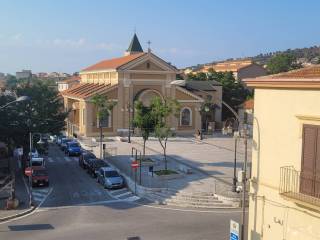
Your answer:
0,144 -> 243,240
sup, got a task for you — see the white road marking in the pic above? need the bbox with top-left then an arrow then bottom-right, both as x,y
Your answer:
64,156 -> 71,162
110,188 -> 127,194
113,191 -> 132,198
32,192 -> 46,197
125,196 -> 140,202
48,157 -> 54,162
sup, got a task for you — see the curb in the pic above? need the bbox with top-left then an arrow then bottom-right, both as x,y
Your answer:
131,139 -> 233,186
0,206 -> 36,223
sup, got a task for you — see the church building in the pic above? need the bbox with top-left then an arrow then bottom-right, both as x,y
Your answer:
61,34 -> 222,137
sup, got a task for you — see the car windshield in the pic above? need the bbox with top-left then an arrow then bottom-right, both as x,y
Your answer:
104,171 -> 119,178
32,161 -> 43,166
69,143 -> 79,148
84,154 -> 95,160
33,169 -> 48,176
94,161 -> 107,168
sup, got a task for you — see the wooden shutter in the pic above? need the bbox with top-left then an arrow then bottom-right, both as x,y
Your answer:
300,125 -> 318,196
316,130 -> 320,198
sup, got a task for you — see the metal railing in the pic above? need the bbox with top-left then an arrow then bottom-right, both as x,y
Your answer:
280,166 -> 320,207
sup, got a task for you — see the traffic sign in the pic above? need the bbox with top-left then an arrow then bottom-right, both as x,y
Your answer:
24,168 -> 33,177
230,220 -> 239,240
131,161 -> 139,169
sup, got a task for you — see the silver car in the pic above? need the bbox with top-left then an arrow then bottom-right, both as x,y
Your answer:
97,167 -> 124,189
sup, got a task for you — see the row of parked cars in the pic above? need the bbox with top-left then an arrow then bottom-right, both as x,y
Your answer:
55,135 -> 125,189
24,149 -> 49,187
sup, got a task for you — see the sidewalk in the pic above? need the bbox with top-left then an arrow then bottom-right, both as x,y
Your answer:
0,158 -> 32,221
78,136 -> 242,198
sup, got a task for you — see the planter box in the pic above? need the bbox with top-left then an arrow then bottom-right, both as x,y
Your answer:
154,172 -> 183,180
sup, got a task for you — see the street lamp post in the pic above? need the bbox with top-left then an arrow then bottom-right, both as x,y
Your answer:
127,102 -> 132,143
0,96 -> 30,110
29,132 -> 44,207
170,80 -> 248,240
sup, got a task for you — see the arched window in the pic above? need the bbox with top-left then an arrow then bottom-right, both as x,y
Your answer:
180,107 -> 192,126
97,110 -> 112,128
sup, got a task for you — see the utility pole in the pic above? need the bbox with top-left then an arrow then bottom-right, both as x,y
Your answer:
29,132 -> 33,207
233,136 -> 238,192
241,122 -> 248,240
99,124 -> 103,159
128,102 -> 131,143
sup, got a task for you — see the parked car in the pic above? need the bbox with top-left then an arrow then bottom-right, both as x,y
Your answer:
78,150 -> 96,169
57,135 -> 66,146
97,167 -> 124,189
87,159 -> 109,178
65,141 -> 81,156
28,166 -> 49,187
60,138 -> 72,151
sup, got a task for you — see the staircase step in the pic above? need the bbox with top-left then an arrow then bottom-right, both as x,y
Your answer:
165,201 -> 234,209
170,196 -> 222,203
177,191 -> 215,197
173,194 -> 218,200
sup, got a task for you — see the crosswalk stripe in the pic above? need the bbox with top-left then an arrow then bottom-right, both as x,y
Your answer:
33,196 -> 43,201
114,191 -> 132,198
125,196 -> 140,201
32,192 -> 46,197
34,189 -> 48,193
110,188 -> 128,195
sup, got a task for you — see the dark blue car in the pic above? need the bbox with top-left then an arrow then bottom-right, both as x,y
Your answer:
65,142 -> 81,156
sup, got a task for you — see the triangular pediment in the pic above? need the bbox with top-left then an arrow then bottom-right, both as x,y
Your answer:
119,52 -> 177,72
131,60 -> 166,71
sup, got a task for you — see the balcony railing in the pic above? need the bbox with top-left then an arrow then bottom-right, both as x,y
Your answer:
280,166 -> 320,207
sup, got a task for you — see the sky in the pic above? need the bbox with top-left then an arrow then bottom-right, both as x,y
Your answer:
1,0 -> 320,74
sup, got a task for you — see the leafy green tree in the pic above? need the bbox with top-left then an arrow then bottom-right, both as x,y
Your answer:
150,97 -> 180,170
200,96 -> 219,131
91,94 -> 116,159
187,72 -> 207,81
133,101 -> 156,159
267,53 -> 302,74
186,70 -> 250,120
0,78 -> 68,153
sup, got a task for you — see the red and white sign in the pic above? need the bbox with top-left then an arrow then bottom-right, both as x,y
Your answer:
24,168 -> 33,177
131,161 -> 139,169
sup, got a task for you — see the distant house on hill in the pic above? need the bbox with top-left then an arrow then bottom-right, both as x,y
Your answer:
201,60 -> 267,81
58,75 -> 80,92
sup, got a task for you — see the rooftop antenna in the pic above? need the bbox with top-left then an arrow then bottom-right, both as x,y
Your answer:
147,40 -> 152,53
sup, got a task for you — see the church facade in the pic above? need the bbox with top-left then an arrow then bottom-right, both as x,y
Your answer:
62,34 -> 222,137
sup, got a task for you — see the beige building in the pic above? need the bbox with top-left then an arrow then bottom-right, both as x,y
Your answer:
244,66 -> 320,240
58,75 -> 80,92
62,34 -> 222,137
202,60 -> 267,81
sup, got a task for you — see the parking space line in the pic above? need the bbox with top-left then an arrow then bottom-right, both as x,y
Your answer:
114,191 -> 132,198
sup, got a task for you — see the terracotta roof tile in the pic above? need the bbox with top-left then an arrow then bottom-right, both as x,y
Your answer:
61,83 -> 115,99
269,65 -> 320,79
82,53 -> 146,72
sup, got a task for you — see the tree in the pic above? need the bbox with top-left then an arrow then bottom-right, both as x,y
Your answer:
267,53 -> 302,74
187,70 -> 250,120
0,78 -> 68,153
187,72 -> 207,81
150,97 -> 180,170
91,94 -> 116,159
132,101 -> 156,159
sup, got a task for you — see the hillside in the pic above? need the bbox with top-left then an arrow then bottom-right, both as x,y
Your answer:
187,45 -> 320,69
